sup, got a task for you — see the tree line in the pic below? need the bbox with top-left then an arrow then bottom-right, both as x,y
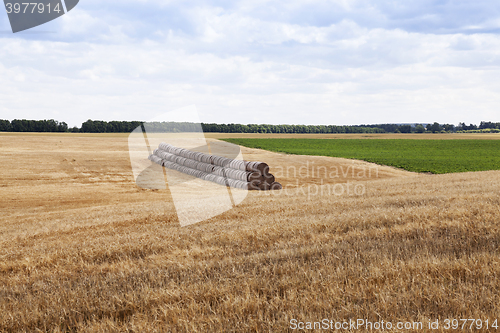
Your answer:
1,119 -> 499,134
80,120 -> 144,133
0,119 -> 68,132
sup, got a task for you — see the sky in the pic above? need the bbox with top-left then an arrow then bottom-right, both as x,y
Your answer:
1,0 -> 500,127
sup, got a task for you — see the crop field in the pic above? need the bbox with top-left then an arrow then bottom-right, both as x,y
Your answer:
1,134 -> 500,332
222,138 -> 500,174
207,132 -> 500,140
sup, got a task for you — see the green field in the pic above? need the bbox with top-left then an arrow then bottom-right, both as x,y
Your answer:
223,138 -> 500,174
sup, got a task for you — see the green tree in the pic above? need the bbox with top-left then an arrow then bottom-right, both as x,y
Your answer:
427,122 -> 442,133
442,124 -> 455,132
415,124 -> 425,133
399,125 -> 412,133
0,120 -> 12,132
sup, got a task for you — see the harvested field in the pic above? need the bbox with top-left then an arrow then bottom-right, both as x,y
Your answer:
1,134 -> 499,332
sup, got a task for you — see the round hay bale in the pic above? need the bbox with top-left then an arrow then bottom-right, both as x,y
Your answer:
225,169 -> 248,182
148,155 -> 162,165
202,155 -> 212,164
212,156 -> 232,168
228,160 -> 247,171
193,152 -> 212,164
248,171 -> 264,182
198,163 -> 214,173
214,175 -> 227,186
163,160 -> 175,169
245,161 -> 269,175
263,174 -> 275,184
270,182 -> 283,190
158,143 -> 172,152
259,182 -> 271,191
256,162 -> 270,175
234,180 -> 249,189
203,174 -> 217,183
245,161 -> 257,172
248,179 -> 261,191
212,166 -> 226,177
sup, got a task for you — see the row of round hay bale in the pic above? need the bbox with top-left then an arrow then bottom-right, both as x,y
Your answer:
213,162 -> 272,182
149,154 -> 262,190
159,142 -> 272,177
155,149 -> 215,174
226,178 -> 248,190
159,143 -> 212,164
163,160 -> 206,179
245,161 -> 270,175
156,148 -> 265,183
148,154 -> 163,166
159,143 -> 271,175
180,156 -> 214,173
211,155 -> 233,168
211,165 -> 227,178
226,159 -> 247,171
202,173 -> 228,186
212,165 -> 264,182
153,143 -> 281,191
217,167 -> 252,182
154,149 -> 182,164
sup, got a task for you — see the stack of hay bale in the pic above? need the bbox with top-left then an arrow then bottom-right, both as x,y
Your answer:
148,143 -> 282,191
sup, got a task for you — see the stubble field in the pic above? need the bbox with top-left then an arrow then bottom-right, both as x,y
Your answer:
1,133 -> 499,332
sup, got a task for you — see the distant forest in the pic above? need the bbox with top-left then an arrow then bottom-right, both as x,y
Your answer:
1,119 -> 500,134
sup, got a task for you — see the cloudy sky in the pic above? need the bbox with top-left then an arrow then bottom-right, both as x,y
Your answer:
1,0 -> 500,127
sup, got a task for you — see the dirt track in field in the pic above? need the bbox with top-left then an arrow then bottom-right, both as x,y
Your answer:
1,134 -> 499,332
